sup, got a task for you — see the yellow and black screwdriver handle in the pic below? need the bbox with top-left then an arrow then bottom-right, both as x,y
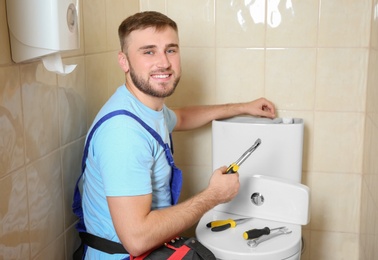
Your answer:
226,163 -> 239,174
243,226 -> 285,240
243,227 -> 271,240
206,219 -> 237,232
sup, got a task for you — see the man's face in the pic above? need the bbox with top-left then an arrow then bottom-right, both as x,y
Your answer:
125,26 -> 181,98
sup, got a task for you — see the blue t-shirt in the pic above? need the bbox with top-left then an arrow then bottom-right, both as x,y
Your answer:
82,85 -> 177,259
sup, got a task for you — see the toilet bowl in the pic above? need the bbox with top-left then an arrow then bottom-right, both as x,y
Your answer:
195,117 -> 310,259
196,175 -> 310,260
196,212 -> 302,260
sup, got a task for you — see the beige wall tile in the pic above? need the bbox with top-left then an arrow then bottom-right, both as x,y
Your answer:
33,235 -> 65,260
166,47 -> 216,107
313,112 -> 364,173
367,176 -> 378,215
58,57 -> 86,99
318,0 -> 372,47
171,126 -> 212,167
265,48 -> 317,110
178,163 -> 213,238
85,52 -> 124,128
308,172 -> 361,233
359,177 -> 378,260
26,151 -> 64,258
105,0 -> 139,51
310,230 -> 359,260
362,182 -> 377,259
366,50 -> 378,125
20,64 -> 60,164
58,57 -> 87,146
34,63 -> 58,86
359,178 -> 369,257
18,62 -> 56,88
0,65 -> 24,177
0,168 -> 30,259
62,138 -> 84,229
364,118 -> 378,208
363,117 -> 374,177
370,0 -> 378,50
362,5 -> 378,256
106,52 -> 125,97
85,53 -> 110,123
375,213 -> 378,260
366,51 -> 376,115
316,48 -> 368,112
167,0 -> 215,47
83,0 -> 107,54
65,225 -> 82,260
140,0 -> 166,13
216,0 -> 265,47
278,111 -> 314,173
178,164 -> 213,200
215,48 -> 265,103
266,0 -> 319,47
301,229 -> 310,260
372,0 -> 378,49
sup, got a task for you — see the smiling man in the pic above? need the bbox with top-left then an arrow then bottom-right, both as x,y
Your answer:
77,11 -> 275,259
120,25 -> 181,106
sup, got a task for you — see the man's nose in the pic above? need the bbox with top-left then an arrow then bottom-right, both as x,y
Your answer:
156,52 -> 171,68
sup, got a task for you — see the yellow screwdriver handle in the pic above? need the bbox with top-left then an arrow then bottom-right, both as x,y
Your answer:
206,219 -> 236,228
226,163 -> 239,174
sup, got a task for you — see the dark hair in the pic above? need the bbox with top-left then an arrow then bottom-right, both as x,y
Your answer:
118,11 -> 178,52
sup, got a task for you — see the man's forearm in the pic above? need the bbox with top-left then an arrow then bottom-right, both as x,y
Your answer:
114,188 -> 220,256
173,103 -> 245,131
112,167 -> 239,256
173,98 -> 276,131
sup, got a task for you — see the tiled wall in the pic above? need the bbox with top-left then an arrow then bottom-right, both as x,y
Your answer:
360,0 -> 378,259
0,0 -> 139,259
0,0 -> 377,259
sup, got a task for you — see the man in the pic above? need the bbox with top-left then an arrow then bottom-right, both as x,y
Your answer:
81,11 -> 275,259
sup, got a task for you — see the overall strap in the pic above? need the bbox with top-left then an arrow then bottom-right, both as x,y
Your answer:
72,109 -> 179,233
82,110 -> 169,172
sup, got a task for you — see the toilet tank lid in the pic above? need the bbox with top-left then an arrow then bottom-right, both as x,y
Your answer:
215,116 -> 303,125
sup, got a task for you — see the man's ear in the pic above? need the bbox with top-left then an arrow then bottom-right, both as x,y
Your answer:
118,51 -> 130,73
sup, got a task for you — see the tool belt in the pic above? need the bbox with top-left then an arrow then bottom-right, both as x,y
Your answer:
73,233 -> 215,260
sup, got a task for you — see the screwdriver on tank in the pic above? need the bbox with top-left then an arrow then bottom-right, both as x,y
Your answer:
243,226 -> 286,240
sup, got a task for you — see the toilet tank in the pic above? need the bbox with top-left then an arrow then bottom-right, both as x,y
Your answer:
212,116 -> 304,182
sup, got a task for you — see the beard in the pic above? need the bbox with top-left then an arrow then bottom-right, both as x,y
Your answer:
129,63 -> 180,98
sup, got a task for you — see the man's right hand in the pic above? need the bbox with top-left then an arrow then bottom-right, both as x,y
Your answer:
206,166 -> 240,204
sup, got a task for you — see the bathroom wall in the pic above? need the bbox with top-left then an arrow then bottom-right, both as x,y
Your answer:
0,0 -> 376,259
360,0 -> 378,259
0,0 -> 139,259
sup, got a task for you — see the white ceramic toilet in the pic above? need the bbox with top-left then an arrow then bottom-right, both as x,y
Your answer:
196,116 -> 310,260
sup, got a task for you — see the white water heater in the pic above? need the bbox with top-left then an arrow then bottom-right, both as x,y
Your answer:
6,0 -> 80,63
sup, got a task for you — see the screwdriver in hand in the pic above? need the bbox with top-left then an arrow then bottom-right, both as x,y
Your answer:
226,138 -> 261,174
243,226 -> 286,240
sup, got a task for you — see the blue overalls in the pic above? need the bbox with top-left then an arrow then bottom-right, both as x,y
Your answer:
72,110 -> 183,259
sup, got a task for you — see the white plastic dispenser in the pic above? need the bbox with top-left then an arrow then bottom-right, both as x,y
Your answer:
196,116 -> 310,260
6,0 -> 79,74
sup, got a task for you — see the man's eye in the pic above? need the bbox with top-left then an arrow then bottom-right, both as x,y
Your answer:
167,49 -> 177,54
144,51 -> 154,55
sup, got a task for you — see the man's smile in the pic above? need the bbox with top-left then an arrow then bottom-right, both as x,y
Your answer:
151,74 -> 171,79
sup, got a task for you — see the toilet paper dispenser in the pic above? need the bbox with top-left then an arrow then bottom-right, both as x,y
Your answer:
6,0 -> 80,63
